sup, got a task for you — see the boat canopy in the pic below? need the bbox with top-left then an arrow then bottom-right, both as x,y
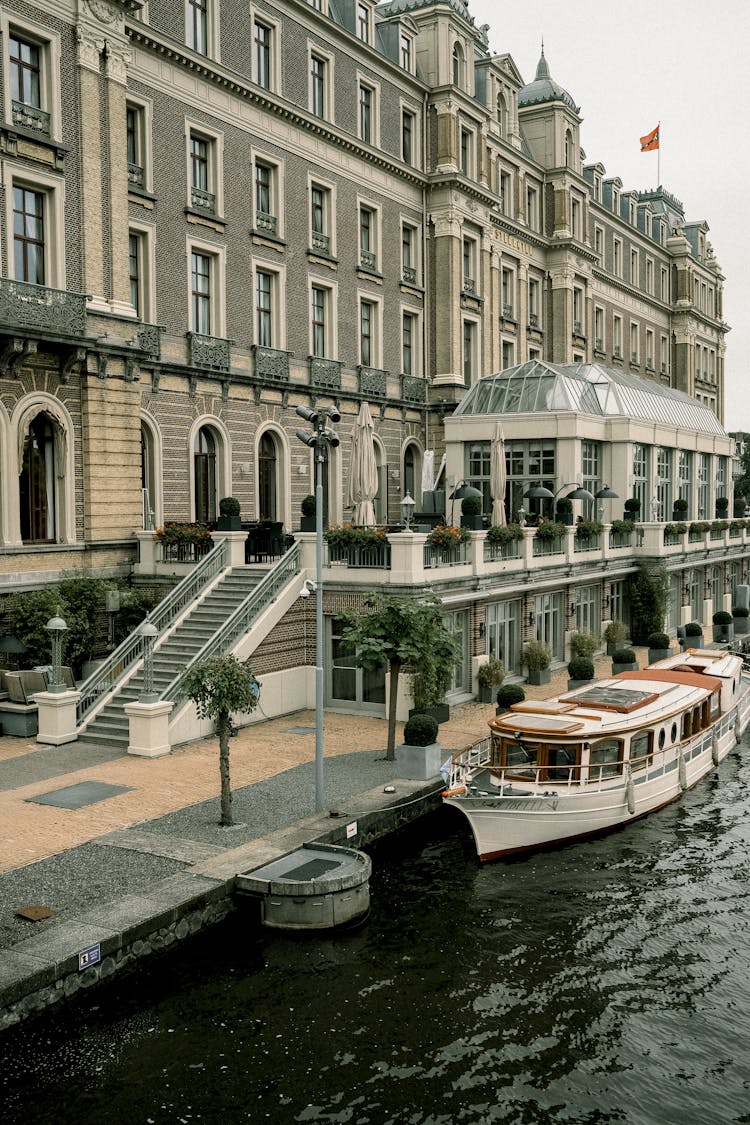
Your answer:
453,360 -> 727,436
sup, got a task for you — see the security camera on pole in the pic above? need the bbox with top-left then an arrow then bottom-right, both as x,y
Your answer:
295,403 -> 340,813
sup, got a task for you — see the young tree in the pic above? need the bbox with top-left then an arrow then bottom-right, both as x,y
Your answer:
340,593 -> 459,761
181,655 -> 260,826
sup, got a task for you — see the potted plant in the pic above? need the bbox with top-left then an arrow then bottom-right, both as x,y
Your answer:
603,619 -> 627,656
485,522 -> 525,547
610,518 -> 635,538
535,519 -> 567,541
567,656 -> 595,690
395,712 -> 443,781
496,683 -> 525,715
523,640 -> 552,685
712,610 -> 733,643
647,632 -> 671,664
300,494 -> 317,532
623,497 -> 641,523
684,621 -> 704,647
575,517 -> 604,542
476,657 -> 504,703
427,524 -> 470,551
663,522 -> 687,538
461,493 -> 484,531
732,605 -> 749,635
569,630 -> 598,659
217,496 -> 241,531
673,496 -> 689,521
716,496 -> 729,517
555,496 -> 574,525
612,646 -> 638,674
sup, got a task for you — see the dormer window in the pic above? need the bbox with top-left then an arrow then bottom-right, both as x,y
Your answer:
452,42 -> 464,88
612,188 -> 619,214
356,2 -> 371,44
497,92 -> 507,136
400,33 -> 412,72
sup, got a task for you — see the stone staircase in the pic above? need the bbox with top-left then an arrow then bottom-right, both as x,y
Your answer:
77,568 -> 266,750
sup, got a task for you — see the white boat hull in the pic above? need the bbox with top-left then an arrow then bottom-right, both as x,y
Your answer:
446,676 -> 750,862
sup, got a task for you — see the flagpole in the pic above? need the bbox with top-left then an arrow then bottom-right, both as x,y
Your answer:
657,120 -> 661,187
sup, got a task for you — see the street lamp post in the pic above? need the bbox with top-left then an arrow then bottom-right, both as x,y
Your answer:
45,614 -> 68,693
137,621 -> 159,702
295,403 -> 340,813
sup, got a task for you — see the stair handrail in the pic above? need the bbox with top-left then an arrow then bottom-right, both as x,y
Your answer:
161,541 -> 302,705
76,537 -> 229,725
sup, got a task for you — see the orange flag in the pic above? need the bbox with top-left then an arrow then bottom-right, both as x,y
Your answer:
640,125 -> 659,152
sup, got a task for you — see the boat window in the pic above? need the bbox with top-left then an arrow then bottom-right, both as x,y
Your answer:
501,737 -> 539,779
589,738 -> 623,779
682,711 -> 692,739
709,692 -> 720,720
658,728 -> 666,750
630,730 -> 652,771
671,722 -> 678,743
545,744 -> 581,783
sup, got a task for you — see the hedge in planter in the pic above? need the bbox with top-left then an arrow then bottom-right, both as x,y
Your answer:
461,494 -> 484,530
732,606 -> 750,635
477,657 -> 504,702
396,712 -> 443,781
569,630 -> 598,658
713,610 -> 733,642
603,619 -> 627,655
684,622 -> 704,648
402,712 -> 439,747
647,632 -> 671,663
218,496 -> 241,531
567,657 -> 594,689
300,494 -> 316,531
612,646 -> 637,673
523,640 -> 551,685
496,683 -> 526,712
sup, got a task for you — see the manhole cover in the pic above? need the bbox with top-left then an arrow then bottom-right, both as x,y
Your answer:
27,781 -> 134,809
15,904 -> 56,922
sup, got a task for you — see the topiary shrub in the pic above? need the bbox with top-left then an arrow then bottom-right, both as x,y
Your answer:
732,605 -> 749,618
461,494 -> 483,516
301,494 -> 316,516
647,632 -> 670,649
568,656 -> 594,681
685,621 -> 703,636
403,712 -> 439,747
713,610 -> 732,625
219,496 -> 241,517
612,647 -> 636,664
496,683 -> 525,709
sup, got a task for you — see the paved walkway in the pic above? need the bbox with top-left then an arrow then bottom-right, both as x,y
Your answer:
0,648 -> 647,876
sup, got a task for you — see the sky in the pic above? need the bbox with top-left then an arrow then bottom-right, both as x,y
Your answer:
468,0 -> 750,428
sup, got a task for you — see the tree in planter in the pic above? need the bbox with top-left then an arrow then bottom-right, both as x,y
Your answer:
673,497 -> 689,519
627,563 -> 668,645
569,630 -> 598,658
716,496 -> 729,517
523,640 -> 551,683
623,497 -> 641,522
477,657 -> 504,702
603,619 -> 628,655
181,655 -> 260,827
339,593 -> 459,761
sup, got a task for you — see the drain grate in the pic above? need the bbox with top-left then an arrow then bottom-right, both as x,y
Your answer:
282,726 -> 317,735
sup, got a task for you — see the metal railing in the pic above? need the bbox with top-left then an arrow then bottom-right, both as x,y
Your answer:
423,543 -> 469,568
483,539 -> 521,562
162,542 -> 302,705
76,538 -> 229,726
327,542 -> 391,569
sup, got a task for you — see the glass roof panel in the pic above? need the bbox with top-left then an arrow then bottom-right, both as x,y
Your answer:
454,360 -> 726,436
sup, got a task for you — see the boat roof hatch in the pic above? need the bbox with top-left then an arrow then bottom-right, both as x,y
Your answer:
510,700 -> 577,714
494,714 -> 586,734
566,683 -> 661,713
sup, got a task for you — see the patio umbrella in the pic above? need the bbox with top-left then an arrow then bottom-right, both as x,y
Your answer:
490,422 -> 507,526
348,401 -> 378,526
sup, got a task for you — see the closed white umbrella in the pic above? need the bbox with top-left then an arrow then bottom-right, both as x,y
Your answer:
490,422 -> 507,526
348,401 -> 378,526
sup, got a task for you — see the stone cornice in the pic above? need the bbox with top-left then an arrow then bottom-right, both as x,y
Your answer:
125,25 -> 427,189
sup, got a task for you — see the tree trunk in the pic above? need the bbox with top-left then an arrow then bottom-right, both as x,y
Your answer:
218,711 -> 233,826
386,657 -> 401,761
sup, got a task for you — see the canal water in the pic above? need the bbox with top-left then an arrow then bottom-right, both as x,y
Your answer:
4,746 -> 750,1125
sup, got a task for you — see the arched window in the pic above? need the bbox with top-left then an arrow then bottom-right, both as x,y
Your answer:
452,42 -> 464,88
497,92 -> 507,136
403,442 -> 422,507
194,426 -> 217,524
565,129 -> 573,166
141,421 -> 158,530
20,412 -> 57,543
258,431 -> 277,521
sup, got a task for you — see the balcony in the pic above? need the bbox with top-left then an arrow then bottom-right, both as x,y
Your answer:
128,162 -> 145,189
311,231 -> 330,254
187,332 -> 231,371
190,186 -> 216,214
462,277 -> 476,295
253,345 -> 289,383
255,211 -> 278,236
0,278 -> 87,337
529,313 -> 539,329
402,265 -> 417,285
400,374 -> 427,404
358,365 -> 387,397
12,99 -> 50,135
360,250 -> 377,270
502,304 -> 513,319
309,356 -> 342,390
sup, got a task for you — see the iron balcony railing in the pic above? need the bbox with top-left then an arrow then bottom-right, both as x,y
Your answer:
0,278 -> 88,336
327,542 -> 391,569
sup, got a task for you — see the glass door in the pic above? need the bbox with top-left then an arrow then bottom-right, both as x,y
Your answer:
327,617 -> 386,712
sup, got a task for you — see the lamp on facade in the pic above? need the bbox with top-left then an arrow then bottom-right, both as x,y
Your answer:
137,621 -> 159,702
45,614 -> 68,694
295,402 -> 341,814
401,491 -> 416,531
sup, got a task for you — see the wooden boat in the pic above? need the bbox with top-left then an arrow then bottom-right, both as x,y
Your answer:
443,650 -> 750,862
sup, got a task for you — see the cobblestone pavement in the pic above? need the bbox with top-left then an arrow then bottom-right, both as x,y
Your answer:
0,649 -> 648,875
